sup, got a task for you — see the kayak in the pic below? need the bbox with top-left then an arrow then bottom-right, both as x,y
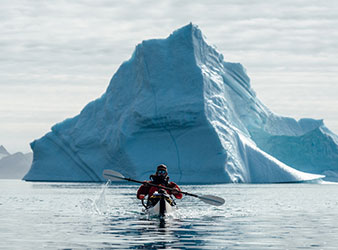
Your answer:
143,189 -> 177,218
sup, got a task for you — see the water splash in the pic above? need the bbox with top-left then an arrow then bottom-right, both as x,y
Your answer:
94,180 -> 111,214
79,180 -> 111,215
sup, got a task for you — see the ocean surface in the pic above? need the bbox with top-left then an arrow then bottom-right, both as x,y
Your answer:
0,180 -> 337,249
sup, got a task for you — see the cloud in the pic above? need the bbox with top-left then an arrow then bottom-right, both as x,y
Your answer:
2,1 -> 337,75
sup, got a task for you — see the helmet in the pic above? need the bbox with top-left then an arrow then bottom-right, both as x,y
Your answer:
157,164 -> 167,172
156,164 -> 168,176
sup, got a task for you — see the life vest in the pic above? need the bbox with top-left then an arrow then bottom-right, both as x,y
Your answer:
137,179 -> 183,200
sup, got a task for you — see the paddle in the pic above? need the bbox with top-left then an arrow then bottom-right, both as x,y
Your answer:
103,169 -> 225,206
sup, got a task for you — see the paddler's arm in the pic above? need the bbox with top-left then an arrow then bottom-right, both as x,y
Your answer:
136,182 -> 150,199
169,182 -> 183,199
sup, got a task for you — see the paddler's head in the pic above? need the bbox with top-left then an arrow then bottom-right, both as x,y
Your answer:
156,164 -> 168,178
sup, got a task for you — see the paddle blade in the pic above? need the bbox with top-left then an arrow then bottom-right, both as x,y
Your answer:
103,169 -> 126,181
199,195 -> 225,206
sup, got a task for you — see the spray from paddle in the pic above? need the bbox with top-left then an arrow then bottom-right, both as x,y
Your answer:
79,180 -> 110,215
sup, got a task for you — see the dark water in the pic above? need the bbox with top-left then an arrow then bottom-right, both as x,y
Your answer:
0,180 -> 337,249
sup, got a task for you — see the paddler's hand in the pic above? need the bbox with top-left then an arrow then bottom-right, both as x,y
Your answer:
171,188 -> 179,195
138,194 -> 145,200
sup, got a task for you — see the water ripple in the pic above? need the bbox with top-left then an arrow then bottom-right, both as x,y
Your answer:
1,181 -> 338,249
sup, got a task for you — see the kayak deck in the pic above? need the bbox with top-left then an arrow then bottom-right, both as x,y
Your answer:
143,190 -> 177,218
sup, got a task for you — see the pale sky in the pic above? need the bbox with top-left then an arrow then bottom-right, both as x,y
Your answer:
1,0 -> 337,153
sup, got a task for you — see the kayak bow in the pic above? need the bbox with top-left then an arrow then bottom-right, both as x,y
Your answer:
143,190 -> 176,218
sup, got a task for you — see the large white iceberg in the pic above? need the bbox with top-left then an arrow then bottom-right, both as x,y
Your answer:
24,24 -> 337,183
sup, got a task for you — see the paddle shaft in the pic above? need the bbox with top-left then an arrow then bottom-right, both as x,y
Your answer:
105,173 -> 199,198
103,169 -> 225,206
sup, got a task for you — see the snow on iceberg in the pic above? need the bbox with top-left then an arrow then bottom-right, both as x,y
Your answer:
24,23 -> 335,183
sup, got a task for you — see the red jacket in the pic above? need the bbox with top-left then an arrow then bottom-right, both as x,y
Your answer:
137,181 -> 183,199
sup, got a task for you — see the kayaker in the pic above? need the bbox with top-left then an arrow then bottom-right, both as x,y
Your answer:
137,164 -> 183,202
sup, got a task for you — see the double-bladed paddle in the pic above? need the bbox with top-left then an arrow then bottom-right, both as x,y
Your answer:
103,169 -> 225,206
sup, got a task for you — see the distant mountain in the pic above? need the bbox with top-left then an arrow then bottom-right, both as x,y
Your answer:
0,145 -> 33,179
0,145 -> 10,160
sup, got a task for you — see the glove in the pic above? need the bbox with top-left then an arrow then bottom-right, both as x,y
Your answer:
139,194 -> 145,199
172,188 -> 179,195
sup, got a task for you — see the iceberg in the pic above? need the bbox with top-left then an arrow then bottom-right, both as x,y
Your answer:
24,24 -> 337,183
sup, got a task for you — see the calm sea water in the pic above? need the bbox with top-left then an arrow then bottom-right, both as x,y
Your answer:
0,180 -> 337,249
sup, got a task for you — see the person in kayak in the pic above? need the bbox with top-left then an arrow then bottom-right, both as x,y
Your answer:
137,164 -> 183,204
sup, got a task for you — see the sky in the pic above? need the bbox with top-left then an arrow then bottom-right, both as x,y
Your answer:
1,0 -> 337,153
